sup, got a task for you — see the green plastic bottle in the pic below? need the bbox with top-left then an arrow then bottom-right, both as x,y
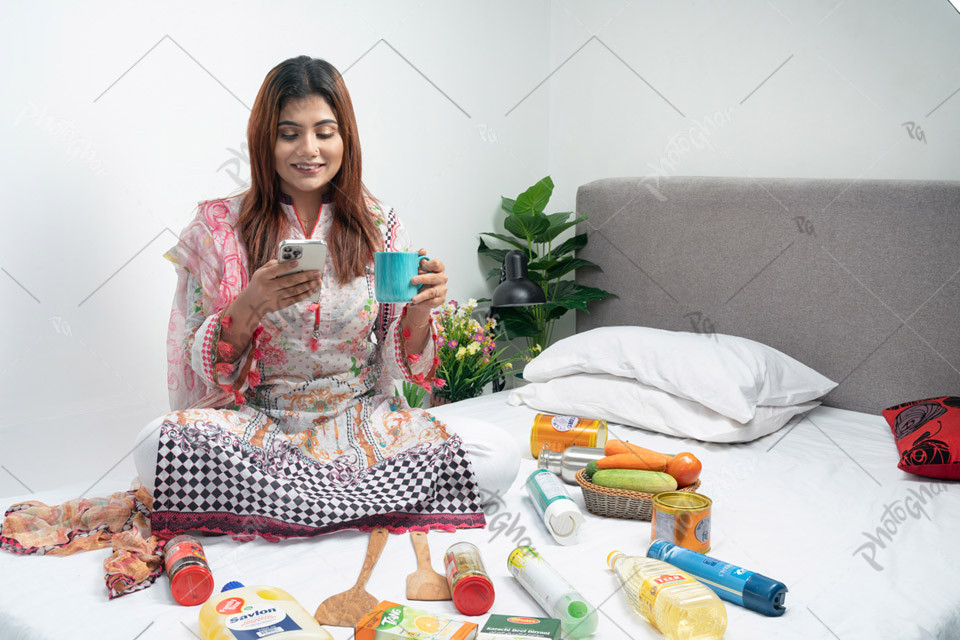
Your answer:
507,546 -> 598,638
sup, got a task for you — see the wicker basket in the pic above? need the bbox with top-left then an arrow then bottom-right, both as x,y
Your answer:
575,469 -> 701,521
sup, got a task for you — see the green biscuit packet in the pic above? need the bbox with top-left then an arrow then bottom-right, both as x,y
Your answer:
478,614 -> 561,640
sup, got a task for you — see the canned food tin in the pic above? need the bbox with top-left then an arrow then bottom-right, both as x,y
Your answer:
651,491 -> 712,554
530,414 -> 608,458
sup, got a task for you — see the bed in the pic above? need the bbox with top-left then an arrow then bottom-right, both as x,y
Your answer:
2,176 -> 958,639
1,395 -> 957,639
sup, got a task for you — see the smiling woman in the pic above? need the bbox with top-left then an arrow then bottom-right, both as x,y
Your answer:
121,56 -> 518,549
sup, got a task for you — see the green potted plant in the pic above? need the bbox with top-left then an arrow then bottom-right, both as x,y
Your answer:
478,176 -> 616,351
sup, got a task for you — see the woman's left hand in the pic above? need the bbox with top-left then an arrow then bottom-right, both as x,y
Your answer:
407,248 -> 447,318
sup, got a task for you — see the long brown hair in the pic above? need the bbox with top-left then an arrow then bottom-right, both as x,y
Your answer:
238,56 -> 382,284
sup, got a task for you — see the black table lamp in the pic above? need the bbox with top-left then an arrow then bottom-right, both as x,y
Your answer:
492,250 -> 546,307
490,250 -> 545,391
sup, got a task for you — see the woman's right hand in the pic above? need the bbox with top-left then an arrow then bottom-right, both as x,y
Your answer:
239,259 -> 322,320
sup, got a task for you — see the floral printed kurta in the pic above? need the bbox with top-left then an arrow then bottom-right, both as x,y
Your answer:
163,192 -> 447,470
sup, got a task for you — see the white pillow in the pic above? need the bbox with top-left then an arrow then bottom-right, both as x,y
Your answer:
522,326 -> 836,424
508,373 -> 819,443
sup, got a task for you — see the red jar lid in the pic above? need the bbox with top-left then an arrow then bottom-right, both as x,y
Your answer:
170,564 -> 214,606
452,574 -> 495,616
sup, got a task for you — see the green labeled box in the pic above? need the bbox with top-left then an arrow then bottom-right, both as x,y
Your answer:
478,614 -> 561,640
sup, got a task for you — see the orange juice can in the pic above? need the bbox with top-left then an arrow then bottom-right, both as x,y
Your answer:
530,413 -> 608,458
651,491 -> 712,554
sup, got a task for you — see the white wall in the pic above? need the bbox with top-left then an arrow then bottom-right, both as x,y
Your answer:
545,0 -> 960,216
1,0 -> 958,499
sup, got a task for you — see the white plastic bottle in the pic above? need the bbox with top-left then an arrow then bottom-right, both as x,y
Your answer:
607,552 -> 727,640
508,546 -> 598,638
524,469 -> 585,545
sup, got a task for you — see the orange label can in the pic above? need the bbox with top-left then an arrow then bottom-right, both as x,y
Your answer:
651,491 -> 712,554
530,413 -> 608,458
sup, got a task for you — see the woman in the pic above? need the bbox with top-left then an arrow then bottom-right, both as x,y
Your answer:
133,56 -> 518,539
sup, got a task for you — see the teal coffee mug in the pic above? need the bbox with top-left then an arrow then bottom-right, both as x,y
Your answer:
374,251 -> 431,303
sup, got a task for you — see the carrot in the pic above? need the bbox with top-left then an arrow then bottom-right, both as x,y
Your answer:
604,439 -> 635,456
596,451 -> 671,472
604,440 -> 673,465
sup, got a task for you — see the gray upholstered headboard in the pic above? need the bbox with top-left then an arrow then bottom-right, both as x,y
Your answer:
575,176 -> 960,414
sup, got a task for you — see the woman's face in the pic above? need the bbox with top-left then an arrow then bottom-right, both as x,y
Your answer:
274,94 -> 344,200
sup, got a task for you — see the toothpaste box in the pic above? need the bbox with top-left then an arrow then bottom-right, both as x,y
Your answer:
356,601 -> 478,640
478,614 -> 562,640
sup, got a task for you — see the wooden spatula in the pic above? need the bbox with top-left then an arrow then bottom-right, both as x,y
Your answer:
405,530 -> 452,600
314,527 -> 388,627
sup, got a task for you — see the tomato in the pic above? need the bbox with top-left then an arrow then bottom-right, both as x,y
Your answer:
665,452 -> 702,487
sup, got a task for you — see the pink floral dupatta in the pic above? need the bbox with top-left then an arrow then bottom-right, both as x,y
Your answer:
163,198 -> 250,411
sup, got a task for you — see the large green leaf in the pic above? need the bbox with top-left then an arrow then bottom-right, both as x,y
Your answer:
477,237 -> 508,264
480,231 -> 529,251
493,306 -> 542,339
552,232 -> 588,257
544,280 -> 617,312
535,216 -> 588,244
504,212 -> 550,241
526,257 -> 561,273
501,196 -> 517,213
513,176 -> 554,216
485,266 -> 501,281
544,211 -> 572,226
544,257 -> 602,281
544,304 -> 569,322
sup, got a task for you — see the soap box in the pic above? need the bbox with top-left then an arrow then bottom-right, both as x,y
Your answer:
356,601 -> 478,640
478,614 -> 561,640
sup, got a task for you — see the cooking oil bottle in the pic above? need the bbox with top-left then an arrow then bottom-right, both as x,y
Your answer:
198,581 -> 333,640
607,551 -> 727,640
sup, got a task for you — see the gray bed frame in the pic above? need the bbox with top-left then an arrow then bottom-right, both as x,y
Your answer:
575,176 -> 960,414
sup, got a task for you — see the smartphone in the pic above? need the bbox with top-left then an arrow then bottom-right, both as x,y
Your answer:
278,239 -> 328,275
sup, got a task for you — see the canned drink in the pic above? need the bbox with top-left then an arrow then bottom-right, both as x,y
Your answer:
530,413 -> 608,458
651,491 -> 712,554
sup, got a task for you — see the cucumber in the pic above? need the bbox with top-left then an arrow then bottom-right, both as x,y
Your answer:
592,469 -> 678,493
585,461 -> 599,478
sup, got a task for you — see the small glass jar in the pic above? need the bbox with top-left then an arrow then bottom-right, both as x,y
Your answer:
164,534 -> 214,606
443,541 -> 495,616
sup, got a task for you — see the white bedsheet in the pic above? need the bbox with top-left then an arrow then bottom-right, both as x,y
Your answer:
1,392 -> 958,639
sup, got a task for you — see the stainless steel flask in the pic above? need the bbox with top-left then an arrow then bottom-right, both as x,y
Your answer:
537,445 -> 606,484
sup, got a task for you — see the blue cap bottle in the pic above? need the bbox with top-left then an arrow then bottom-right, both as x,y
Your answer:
647,540 -> 787,616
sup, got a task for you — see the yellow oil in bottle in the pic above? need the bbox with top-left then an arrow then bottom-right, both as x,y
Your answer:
198,582 -> 333,640
607,552 -> 727,640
